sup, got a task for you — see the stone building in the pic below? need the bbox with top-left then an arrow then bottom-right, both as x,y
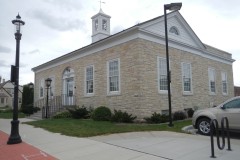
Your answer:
235,86 -> 240,96
32,10 -> 234,119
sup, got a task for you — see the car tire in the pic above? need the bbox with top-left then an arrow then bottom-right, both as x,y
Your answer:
197,118 -> 211,135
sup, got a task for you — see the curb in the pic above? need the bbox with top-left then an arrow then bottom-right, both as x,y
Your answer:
182,125 -> 198,134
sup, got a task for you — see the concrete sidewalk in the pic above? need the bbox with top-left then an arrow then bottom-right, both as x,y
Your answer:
1,118 -> 240,160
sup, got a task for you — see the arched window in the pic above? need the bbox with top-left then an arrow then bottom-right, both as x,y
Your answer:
169,26 -> 179,35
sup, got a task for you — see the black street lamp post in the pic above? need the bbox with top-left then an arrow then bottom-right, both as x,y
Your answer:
8,14 -> 25,144
45,78 -> 52,118
164,3 -> 182,127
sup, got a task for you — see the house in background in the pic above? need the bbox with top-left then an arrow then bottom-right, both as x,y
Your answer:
0,77 -> 23,108
32,9 -> 235,119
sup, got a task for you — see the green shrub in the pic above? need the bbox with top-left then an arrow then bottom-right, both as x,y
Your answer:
173,111 -> 187,121
145,112 -> 169,123
187,108 -> 194,118
160,114 -> 169,123
21,105 -> 40,115
92,106 -> 111,121
0,108 -> 13,113
144,112 -> 161,123
111,110 -> 136,123
53,111 -> 72,119
67,105 -> 89,119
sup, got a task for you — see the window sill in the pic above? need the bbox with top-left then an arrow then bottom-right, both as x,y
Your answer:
182,92 -> 193,96
159,90 -> 168,94
84,93 -> 94,97
107,92 -> 121,96
209,92 -> 216,95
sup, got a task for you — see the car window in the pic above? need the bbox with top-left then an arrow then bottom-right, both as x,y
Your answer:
223,99 -> 240,109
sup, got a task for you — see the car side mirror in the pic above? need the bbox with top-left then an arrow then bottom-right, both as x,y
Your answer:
221,105 -> 226,110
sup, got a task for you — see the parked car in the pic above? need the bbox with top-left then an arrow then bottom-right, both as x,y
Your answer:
192,96 -> 240,135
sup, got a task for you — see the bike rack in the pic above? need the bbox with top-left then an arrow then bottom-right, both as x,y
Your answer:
210,117 -> 232,158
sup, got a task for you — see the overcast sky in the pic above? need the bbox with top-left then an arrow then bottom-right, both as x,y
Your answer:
0,0 -> 240,86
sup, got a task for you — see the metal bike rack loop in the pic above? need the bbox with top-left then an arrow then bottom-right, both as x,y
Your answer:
210,117 -> 232,158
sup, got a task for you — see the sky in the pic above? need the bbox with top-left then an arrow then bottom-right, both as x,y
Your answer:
0,0 -> 240,86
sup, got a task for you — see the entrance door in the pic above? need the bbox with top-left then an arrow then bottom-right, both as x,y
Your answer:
63,77 -> 75,105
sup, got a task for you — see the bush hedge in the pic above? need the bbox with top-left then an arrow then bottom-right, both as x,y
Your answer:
111,110 -> 136,123
92,106 -> 111,121
173,111 -> 187,121
53,111 -> 72,119
144,112 -> 169,124
67,105 -> 89,119
187,108 -> 194,118
21,105 -> 40,115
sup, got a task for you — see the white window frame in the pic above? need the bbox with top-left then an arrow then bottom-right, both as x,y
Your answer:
181,62 -> 193,95
208,67 -> 216,95
85,65 -> 94,96
95,19 -> 98,31
39,79 -> 44,98
169,26 -> 179,35
158,57 -> 168,94
107,58 -> 120,95
221,72 -> 228,95
49,77 -> 55,98
102,19 -> 107,30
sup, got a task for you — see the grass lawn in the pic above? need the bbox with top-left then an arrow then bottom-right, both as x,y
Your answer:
0,112 -> 26,119
26,119 -> 192,137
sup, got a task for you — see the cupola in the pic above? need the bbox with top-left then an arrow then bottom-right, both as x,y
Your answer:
91,9 -> 111,43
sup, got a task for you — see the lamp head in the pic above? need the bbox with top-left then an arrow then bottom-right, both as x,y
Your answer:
28,82 -> 34,89
45,78 -> 52,87
164,3 -> 182,11
12,13 -> 25,33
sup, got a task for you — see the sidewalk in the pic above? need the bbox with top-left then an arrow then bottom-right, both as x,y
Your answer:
1,118 -> 240,160
0,130 -> 57,160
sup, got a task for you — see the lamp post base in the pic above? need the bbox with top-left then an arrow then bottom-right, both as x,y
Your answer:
7,120 -> 22,144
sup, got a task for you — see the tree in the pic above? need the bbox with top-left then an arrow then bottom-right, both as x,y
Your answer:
21,83 -> 36,114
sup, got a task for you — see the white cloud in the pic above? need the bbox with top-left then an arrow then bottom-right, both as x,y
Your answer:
0,0 -> 239,86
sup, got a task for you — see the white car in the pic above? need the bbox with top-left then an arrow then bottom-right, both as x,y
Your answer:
192,96 -> 240,135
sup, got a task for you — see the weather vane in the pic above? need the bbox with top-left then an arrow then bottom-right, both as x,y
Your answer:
99,0 -> 105,9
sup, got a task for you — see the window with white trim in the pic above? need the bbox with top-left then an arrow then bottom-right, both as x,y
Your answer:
169,26 -> 179,35
182,62 -> 192,93
95,19 -> 98,31
102,19 -> 107,30
108,59 -> 120,94
221,72 -> 228,95
39,79 -> 44,98
1,98 -> 4,104
208,68 -> 216,94
158,57 -> 168,92
86,65 -> 94,94
49,77 -> 55,97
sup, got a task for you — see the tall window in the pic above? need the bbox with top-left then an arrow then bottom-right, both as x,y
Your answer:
102,19 -> 107,30
158,57 -> 168,92
108,59 -> 120,94
208,68 -> 216,94
182,62 -> 192,92
95,19 -> 98,30
86,65 -> 94,94
1,98 -> 4,104
39,79 -> 44,98
221,72 -> 228,95
49,77 -> 54,97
